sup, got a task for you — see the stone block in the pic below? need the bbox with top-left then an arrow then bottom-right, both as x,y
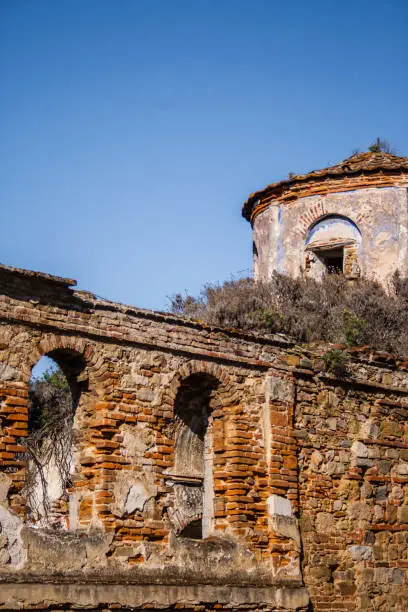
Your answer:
391,568 -> 405,584
397,506 -> 408,523
0,363 -> 20,381
375,485 -> 388,502
351,440 -> 368,457
374,567 -> 391,584
349,545 -> 372,561
270,515 -> 300,546
381,421 -> 403,438
267,494 -> 293,517
265,375 -> 294,403
348,502 -> 371,521
315,512 -> 335,533
361,419 -> 380,439
337,581 -> 356,596
395,462 -> 408,476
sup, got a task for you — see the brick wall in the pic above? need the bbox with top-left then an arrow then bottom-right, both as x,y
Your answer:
0,265 -> 407,611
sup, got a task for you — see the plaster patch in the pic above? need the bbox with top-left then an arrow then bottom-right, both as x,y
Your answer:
125,481 -> 154,514
0,505 -> 27,568
112,471 -> 157,518
0,473 -> 12,502
0,362 -> 20,381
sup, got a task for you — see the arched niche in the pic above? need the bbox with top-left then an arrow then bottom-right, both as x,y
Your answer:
305,215 -> 362,278
169,372 -> 220,540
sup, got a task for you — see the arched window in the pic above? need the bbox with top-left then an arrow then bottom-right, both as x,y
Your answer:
25,349 -> 86,527
305,215 -> 362,278
169,373 -> 219,539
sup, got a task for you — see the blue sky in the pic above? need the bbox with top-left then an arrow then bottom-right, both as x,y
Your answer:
1,0 -> 407,311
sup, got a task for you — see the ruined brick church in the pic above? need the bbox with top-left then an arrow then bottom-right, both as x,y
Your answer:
1,150 -> 408,611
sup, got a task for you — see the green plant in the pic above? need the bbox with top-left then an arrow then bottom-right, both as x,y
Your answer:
343,310 -> 366,346
40,367 -> 69,389
262,310 -> 276,330
368,137 -> 393,153
323,349 -> 347,377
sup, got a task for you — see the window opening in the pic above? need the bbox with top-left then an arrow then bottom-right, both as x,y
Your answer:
315,247 -> 344,274
24,350 -> 85,527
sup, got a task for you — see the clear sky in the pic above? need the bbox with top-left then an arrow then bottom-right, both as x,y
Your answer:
1,0 -> 407,311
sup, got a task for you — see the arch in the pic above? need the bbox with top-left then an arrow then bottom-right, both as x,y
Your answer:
25,354 -> 76,527
304,214 -> 363,278
306,214 -> 362,244
163,360 -> 237,411
12,335 -> 108,528
295,199 -> 367,240
164,361 -> 238,540
22,335 -> 90,383
16,334 -> 110,401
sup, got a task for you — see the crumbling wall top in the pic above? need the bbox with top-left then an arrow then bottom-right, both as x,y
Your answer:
0,263 -> 77,288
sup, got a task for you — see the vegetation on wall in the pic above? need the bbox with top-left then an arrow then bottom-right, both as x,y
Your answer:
170,272 -> 408,356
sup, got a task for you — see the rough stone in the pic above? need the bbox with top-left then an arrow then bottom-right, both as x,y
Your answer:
0,362 -> 20,381
0,473 -> 12,503
0,263 -> 407,611
349,545 -> 372,561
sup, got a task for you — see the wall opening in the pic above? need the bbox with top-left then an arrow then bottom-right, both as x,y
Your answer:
315,247 -> 344,274
172,373 -> 219,540
305,215 -> 362,280
24,350 -> 86,527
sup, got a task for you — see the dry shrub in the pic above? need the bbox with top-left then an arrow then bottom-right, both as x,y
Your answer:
23,369 -> 74,524
170,272 -> 408,356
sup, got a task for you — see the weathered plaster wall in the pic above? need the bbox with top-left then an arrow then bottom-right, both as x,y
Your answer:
0,265 -> 408,611
253,185 -> 408,284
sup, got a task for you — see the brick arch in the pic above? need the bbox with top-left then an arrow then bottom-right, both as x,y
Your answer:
163,360 -> 238,411
295,201 -> 370,239
19,333 -> 106,394
169,507 -> 203,535
305,213 -> 362,243
14,334 -> 116,530
161,360 -> 245,538
161,360 -> 238,479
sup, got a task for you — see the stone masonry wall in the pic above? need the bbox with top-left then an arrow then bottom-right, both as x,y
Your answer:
291,353 -> 408,611
0,265 -> 407,611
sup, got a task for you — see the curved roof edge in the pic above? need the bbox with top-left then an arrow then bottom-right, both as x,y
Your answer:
242,151 -> 408,222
